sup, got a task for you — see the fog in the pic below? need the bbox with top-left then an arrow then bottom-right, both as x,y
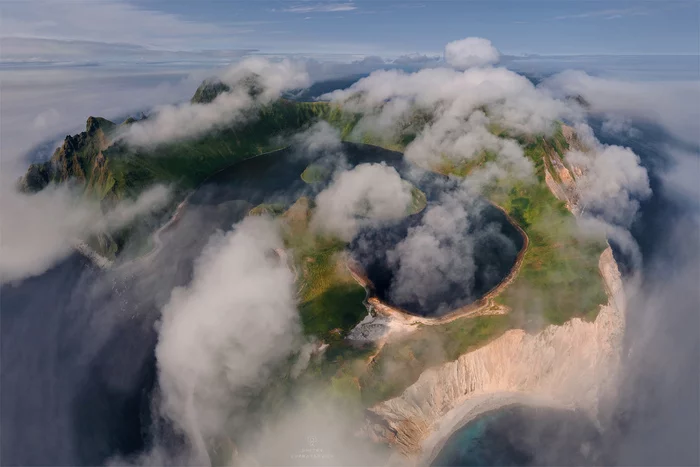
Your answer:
1,36 -> 698,467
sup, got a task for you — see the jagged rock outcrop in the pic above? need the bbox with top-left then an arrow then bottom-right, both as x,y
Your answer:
365,247 -> 625,457
191,79 -> 232,104
18,116 -> 116,196
190,74 -> 263,105
542,123 -> 593,214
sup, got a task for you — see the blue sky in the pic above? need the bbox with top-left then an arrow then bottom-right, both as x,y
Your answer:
2,0 -> 698,57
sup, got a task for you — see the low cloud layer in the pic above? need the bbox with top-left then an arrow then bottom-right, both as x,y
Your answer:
292,120 -> 343,155
311,163 -> 413,241
444,37 -> 500,70
122,58 -> 310,147
569,139 -> 651,228
0,67 -> 207,178
155,216 -> 301,462
387,190 -> 478,313
323,48 -> 576,178
0,184 -> 171,284
543,70 -> 700,145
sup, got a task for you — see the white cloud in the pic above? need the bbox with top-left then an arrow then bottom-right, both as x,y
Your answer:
324,64 -> 572,176
404,109 -> 532,178
543,70 -> 700,145
444,37 -> 500,70
568,143 -> 651,227
311,163 -> 414,241
387,192 -> 477,313
281,2 -> 357,13
326,66 -> 574,136
554,7 -> 649,20
562,124 -> 652,269
292,120 -> 343,154
0,66 -> 209,177
155,216 -> 300,460
0,183 -> 171,284
1,0 -> 247,50
122,58 -> 310,147
601,115 -> 641,139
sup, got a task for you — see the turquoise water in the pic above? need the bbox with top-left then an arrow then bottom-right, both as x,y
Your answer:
431,405 -> 604,466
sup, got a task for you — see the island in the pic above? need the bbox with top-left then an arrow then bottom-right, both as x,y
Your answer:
18,76 -> 625,464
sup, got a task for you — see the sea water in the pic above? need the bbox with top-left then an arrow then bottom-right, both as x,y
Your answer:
431,405 -> 604,466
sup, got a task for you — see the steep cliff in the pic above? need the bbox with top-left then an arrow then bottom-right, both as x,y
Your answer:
362,129 -> 626,458
19,116 -> 117,198
365,247 -> 625,457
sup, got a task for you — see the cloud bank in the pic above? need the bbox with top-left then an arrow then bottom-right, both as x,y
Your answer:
444,37 -> 500,69
543,70 -> 700,144
122,58 -> 310,147
0,184 -> 171,284
311,163 -> 414,241
292,120 -> 343,155
155,216 -> 301,462
324,57 -> 575,177
569,142 -> 651,228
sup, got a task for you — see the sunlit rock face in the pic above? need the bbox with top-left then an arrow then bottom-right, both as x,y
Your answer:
365,247 -> 625,458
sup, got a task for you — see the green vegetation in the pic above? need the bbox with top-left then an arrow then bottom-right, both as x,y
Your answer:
21,79 -> 612,410
323,128 -> 608,405
190,79 -> 231,104
274,177 -> 426,344
359,315 -> 511,404
107,101 -> 338,196
300,284 -> 367,343
249,203 -> 286,216
435,150 -> 499,178
408,185 -> 427,214
277,197 -> 368,343
300,163 -> 330,183
494,181 -> 607,326
428,128 -> 607,327
490,134 -> 607,327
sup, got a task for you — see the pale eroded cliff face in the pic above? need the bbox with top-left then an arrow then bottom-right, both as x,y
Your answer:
363,124 -> 627,456
357,125 -> 629,460
365,247 -> 624,457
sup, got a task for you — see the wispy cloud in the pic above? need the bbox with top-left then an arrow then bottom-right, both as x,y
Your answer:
281,2 -> 357,13
1,0 -> 248,50
554,7 -> 649,20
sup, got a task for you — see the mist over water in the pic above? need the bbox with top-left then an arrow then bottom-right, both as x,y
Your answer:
430,120 -> 700,466
0,191 -> 254,464
431,405 -> 604,466
350,202 -> 523,316
0,255 -> 155,465
0,143 -> 446,464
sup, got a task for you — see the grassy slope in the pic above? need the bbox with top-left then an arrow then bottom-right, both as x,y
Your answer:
492,129 -> 607,326
110,97 -> 606,408
26,89 -> 607,406
107,101 -> 341,196
280,182 -> 427,345
322,124 -> 607,405
271,197 -> 368,345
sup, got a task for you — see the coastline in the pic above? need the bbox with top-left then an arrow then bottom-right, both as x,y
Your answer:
420,392 -> 572,465
363,245 -> 625,459
74,146 -> 290,270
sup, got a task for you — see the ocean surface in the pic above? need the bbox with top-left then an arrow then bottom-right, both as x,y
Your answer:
431,405 -> 604,466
